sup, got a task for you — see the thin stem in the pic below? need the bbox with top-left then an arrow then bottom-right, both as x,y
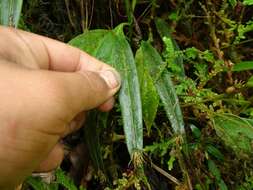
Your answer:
151,162 -> 181,185
64,0 -> 75,30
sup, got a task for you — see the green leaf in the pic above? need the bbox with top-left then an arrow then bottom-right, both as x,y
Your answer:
218,180 -> 228,190
84,111 -> 106,173
69,24 -> 143,161
232,61 -> 253,71
101,26 -> 143,158
168,11 -> 179,21
138,41 -> 185,135
185,47 -> 198,59
25,177 -> 46,190
206,145 -> 224,161
68,29 -> 108,55
246,76 -> 253,87
167,156 -> 176,170
195,184 -> 203,190
243,0 -> 253,5
55,168 -> 78,190
201,50 -> 215,62
229,0 -> 237,7
156,74 -> 185,134
208,160 -> 228,190
194,63 -> 208,81
190,124 -> 201,139
213,113 -> 253,156
144,138 -> 176,156
163,37 -> 183,76
25,176 -> 59,190
136,48 -> 159,134
208,160 -> 221,180
154,17 -> 172,38
155,18 -> 185,77
245,118 -> 253,125
0,0 -> 23,27
235,21 -> 253,43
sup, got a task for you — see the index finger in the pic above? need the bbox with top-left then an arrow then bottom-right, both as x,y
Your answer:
0,26 -> 109,72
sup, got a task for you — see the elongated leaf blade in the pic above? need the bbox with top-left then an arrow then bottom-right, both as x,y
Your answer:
136,48 -> 159,134
156,72 -> 185,134
84,111 -> 106,173
69,25 -> 143,159
87,27 -> 143,155
0,0 -> 23,27
206,145 -> 224,161
208,160 -> 228,190
208,160 -> 221,180
232,61 -> 253,71
213,113 -> 253,156
138,41 -> 185,135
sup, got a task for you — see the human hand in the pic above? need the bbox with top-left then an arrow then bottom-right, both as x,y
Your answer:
0,26 -> 120,189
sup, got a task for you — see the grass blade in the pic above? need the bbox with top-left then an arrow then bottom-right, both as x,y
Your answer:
232,60 -> 253,71
0,0 -> 23,27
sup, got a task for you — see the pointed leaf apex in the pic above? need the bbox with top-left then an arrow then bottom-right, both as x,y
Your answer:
113,23 -> 128,36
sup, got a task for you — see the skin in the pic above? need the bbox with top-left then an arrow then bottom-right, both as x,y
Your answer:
0,26 -> 121,189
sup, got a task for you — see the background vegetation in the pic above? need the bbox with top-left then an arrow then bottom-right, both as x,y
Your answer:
1,0 -> 253,189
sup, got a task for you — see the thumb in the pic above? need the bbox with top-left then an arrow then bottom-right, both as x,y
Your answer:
35,67 -> 121,117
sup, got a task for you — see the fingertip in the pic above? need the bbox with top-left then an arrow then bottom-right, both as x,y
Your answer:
98,97 -> 115,112
79,53 -> 121,90
99,69 -> 121,90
